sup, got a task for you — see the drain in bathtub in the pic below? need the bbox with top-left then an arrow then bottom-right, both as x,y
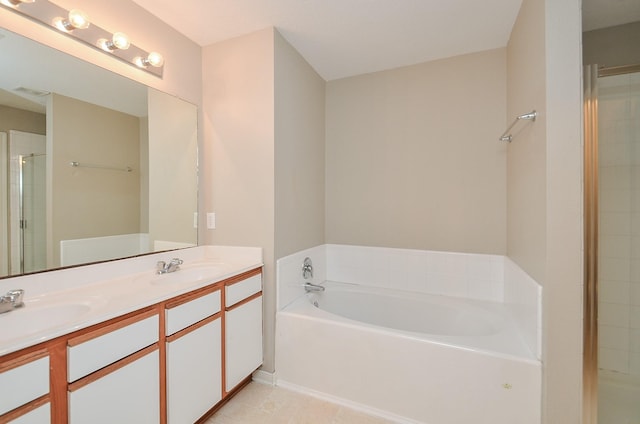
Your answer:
313,300 -> 319,307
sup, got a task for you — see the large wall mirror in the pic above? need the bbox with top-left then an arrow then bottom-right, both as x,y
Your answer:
0,27 -> 198,278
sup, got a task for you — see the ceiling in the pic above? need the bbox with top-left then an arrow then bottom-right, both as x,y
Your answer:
130,0 -> 640,81
2,0 -> 638,110
131,0 -> 525,81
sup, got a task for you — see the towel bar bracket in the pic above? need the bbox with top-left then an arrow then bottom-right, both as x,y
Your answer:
500,110 -> 537,142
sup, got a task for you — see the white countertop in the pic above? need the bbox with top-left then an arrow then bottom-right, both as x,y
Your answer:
0,246 -> 263,356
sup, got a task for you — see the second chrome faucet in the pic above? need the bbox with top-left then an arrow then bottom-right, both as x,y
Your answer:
157,258 -> 183,274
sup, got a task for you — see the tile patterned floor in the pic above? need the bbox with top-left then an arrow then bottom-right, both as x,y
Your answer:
205,381 -> 397,424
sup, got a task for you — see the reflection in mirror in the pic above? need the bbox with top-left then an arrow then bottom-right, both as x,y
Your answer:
0,27 -> 198,278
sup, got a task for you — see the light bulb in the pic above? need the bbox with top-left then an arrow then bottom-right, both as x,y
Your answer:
112,32 -> 130,50
0,0 -> 34,8
54,9 -> 90,32
99,32 -> 131,52
67,9 -> 90,30
147,52 -> 164,67
135,52 -> 164,69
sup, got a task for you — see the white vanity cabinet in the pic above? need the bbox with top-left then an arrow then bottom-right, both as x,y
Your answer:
0,349 -> 50,423
165,289 -> 222,424
66,309 -> 160,424
0,264 -> 264,424
224,272 -> 263,392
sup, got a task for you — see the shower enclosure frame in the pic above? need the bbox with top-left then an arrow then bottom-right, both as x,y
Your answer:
6,130 -> 47,276
583,62 -> 640,424
17,152 -> 46,274
583,63 -> 598,424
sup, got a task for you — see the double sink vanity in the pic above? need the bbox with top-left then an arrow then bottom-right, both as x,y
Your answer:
0,246 -> 263,423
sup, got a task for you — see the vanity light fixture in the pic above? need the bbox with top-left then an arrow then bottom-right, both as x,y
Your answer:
53,9 -> 90,32
0,0 -> 164,77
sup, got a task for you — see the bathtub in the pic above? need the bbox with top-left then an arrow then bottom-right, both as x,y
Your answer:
276,281 -> 541,424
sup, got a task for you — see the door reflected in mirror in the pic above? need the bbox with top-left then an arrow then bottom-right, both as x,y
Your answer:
0,27 -> 198,278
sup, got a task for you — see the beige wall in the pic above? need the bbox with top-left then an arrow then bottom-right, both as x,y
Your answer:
543,0 -> 583,419
506,0 -> 547,285
274,31 -> 326,259
202,28 -> 326,373
583,21 -> 640,67
325,49 -> 507,254
507,0 -> 584,422
148,88 -> 198,247
202,28 -> 276,371
0,105 -> 45,135
48,94 -> 141,267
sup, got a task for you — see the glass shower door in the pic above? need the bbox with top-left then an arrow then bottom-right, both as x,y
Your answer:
597,69 -> 640,424
18,153 -> 46,274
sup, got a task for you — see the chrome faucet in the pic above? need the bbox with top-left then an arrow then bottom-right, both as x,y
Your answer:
157,258 -> 184,274
0,289 -> 25,314
304,282 -> 325,293
302,257 -> 313,279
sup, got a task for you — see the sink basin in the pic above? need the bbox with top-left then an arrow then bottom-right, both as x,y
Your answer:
142,265 -> 226,286
0,302 -> 92,344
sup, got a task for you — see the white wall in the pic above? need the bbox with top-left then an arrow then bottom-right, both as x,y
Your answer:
325,49 -> 507,255
202,28 -> 276,371
274,31 -> 326,260
507,0 -> 584,421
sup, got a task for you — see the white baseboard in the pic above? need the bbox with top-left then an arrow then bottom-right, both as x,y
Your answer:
252,369 -> 276,386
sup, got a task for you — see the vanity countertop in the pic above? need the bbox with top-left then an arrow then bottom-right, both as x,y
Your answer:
0,245 -> 263,356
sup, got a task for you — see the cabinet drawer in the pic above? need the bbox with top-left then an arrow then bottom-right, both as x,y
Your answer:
0,353 -> 49,416
68,314 -> 159,382
166,291 -> 220,336
225,274 -> 261,307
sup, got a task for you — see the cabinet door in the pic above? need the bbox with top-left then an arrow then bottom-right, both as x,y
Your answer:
69,349 -> 160,424
225,296 -> 263,392
166,319 -> 221,424
8,402 -> 50,424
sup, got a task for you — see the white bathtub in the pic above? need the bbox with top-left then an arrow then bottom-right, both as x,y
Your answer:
276,281 -> 541,424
